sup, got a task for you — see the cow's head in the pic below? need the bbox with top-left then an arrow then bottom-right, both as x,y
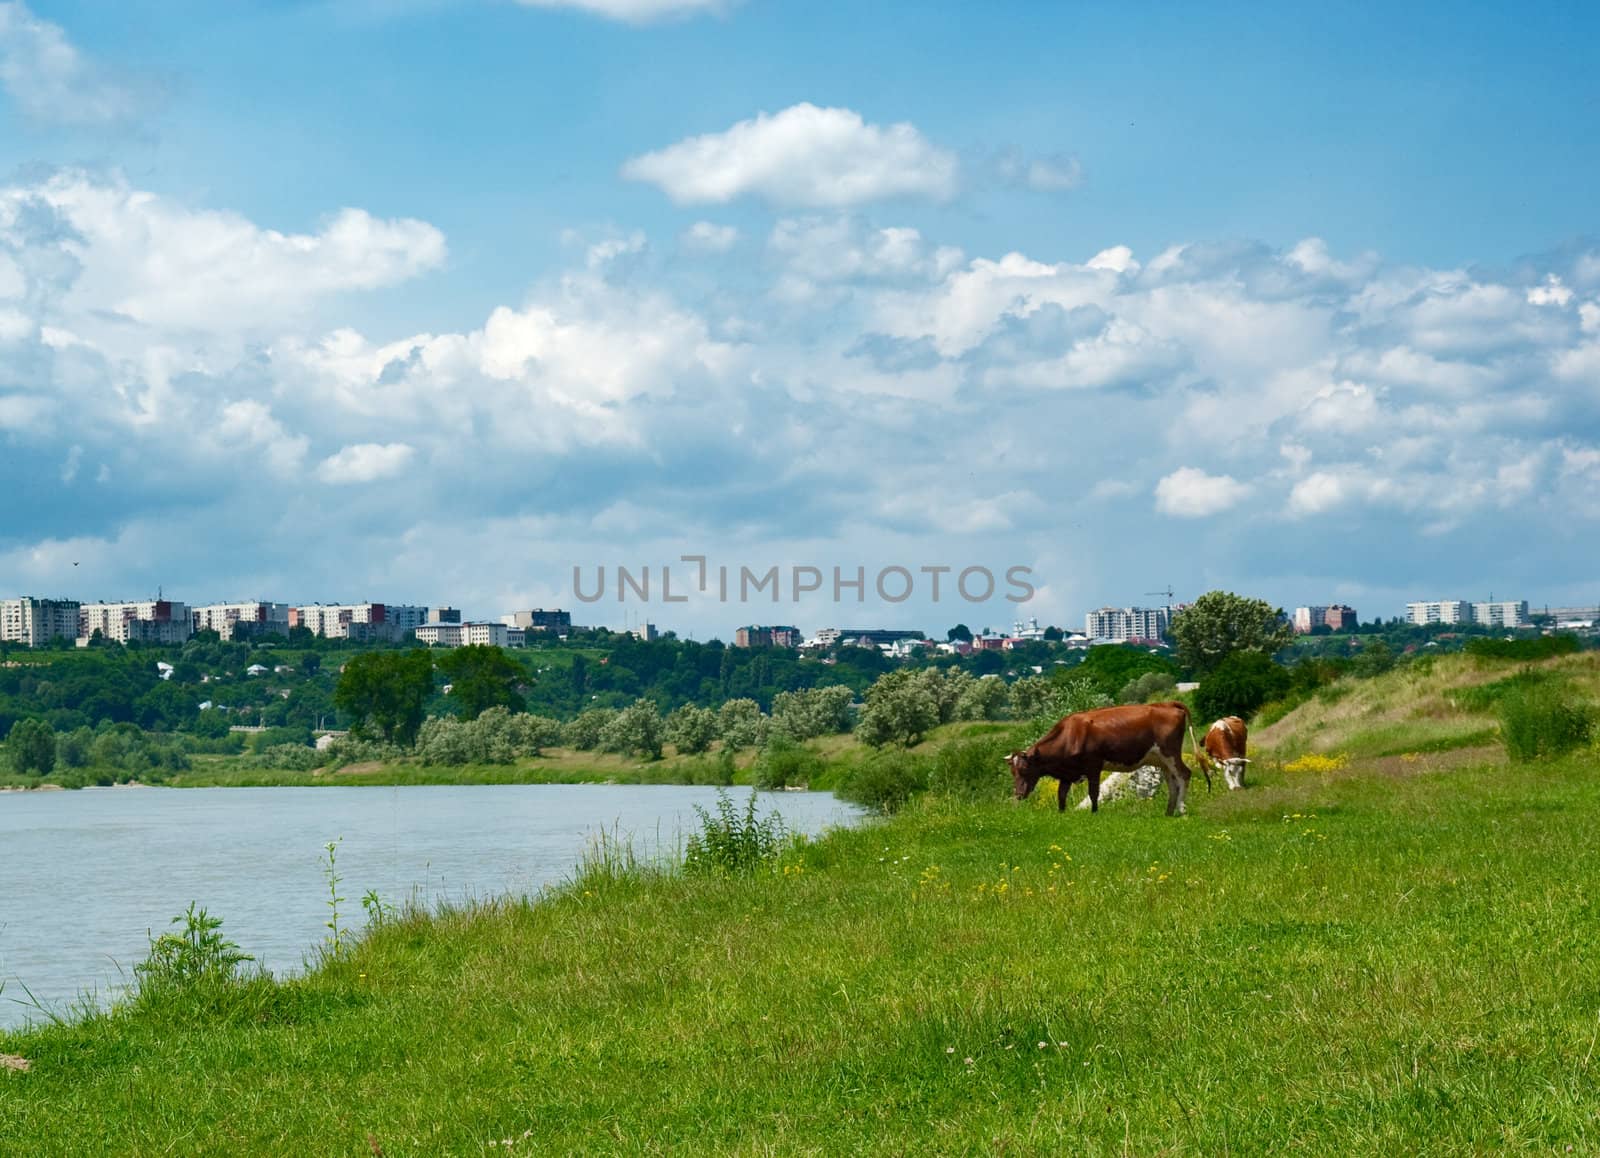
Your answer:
1006,749 -> 1040,800
1222,758 -> 1250,791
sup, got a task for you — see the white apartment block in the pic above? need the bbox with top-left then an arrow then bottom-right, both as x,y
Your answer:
78,600 -> 193,644
1084,606 -> 1171,642
1473,600 -> 1529,629
415,621 -> 525,648
1406,599 -> 1528,629
1,597 -> 81,646
291,603 -> 429,641
1406,600 -> 1471,626
193,602 -> 291,641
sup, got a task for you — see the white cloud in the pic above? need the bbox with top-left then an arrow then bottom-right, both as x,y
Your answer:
0,171 -> 447,335
0,1 -> 145,125
681,221 -> 739,253
622,103 -> 959,208
1286,471 -> 1349,517
1154,468 -> 1252,518
316,442 -> 416,485
514,0 -> 729,23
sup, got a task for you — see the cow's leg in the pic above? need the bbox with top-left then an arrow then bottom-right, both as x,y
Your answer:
1169,751 -> 1195,816
1088,768 -> 1102,813
1057,777 -> 1069,812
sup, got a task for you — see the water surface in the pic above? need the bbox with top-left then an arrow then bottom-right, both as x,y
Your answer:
0,784 -> 857,1029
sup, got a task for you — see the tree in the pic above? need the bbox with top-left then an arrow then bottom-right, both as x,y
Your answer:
1193,652 -> 1291,722
770,685 -> 855,741
665,704 -> 719,755
1169,591 -> 1295,676
954,675 -> 1008,720
600,699 -> 664,760
1042,625 -> 1063,642
857,669 -> 940,748
946,624 -> 974,643
436,645 -> 525,721
7,718 -> 55,775
1350,638 -> 1396,679
333,650 -> 435,746
717,699 -> 767,750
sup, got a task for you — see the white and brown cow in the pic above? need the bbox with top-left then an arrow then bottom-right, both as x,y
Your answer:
1006,702 -> 1200,816
1202,716 -> 1250,790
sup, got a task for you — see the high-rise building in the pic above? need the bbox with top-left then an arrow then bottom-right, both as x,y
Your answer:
1472,600 -> 1529,629
0,597 -> 81,646
78,600 -> 193,644
290,603 -> 428,641
1405,600 -> 1471,626
193,602 -> 291,641
735,625 -> 801,648
1293,604 -> 1359,633
503,608 -> 572,633
1084,606 -> 1170,643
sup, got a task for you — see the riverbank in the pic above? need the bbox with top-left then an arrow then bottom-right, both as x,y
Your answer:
5,741 -> 1599,1152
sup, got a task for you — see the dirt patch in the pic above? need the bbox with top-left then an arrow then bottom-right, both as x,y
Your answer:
333,761 -> 384,777
1,1054 -> 29,1072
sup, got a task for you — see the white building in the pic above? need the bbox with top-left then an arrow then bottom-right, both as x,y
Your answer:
292,603 -> 429,641
1011,616 -> 1047,642
193,601 -> 291,641
1406,600 -> 1470,626
1,597 -> 81,646
1084,606 -> 1170,643
78,600 -> 193,645
1472,600 -> 1529,629
415,621 -> 525,648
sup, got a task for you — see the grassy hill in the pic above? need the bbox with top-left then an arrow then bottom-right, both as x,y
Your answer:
4,654 -> 1598,1153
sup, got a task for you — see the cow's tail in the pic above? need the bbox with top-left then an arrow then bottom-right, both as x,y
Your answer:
1184,714 -> 1214,793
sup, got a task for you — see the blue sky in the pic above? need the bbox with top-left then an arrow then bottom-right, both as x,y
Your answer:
2,0 -> 1598,636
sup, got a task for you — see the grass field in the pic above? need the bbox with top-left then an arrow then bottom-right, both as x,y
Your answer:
4,655 -> 1599,1154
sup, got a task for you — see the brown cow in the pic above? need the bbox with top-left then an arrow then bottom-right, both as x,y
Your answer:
1202,716 -> 1250,790
1006,702 -> 1199,816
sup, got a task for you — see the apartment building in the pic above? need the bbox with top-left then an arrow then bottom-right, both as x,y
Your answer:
291,603 -> 429,641
78,600 -> 193,645
1406,600 -> 1528,628
192,601 -> 292,641
415,621 -> 526,648
1084,606 -> 1170,643
503,608 -> 572,633
1292,604 -> 1360,633
0,597 -> 81,646
734,624 -> 801,648
1405,600 -> 1471,626
1472,600 -> 1529,629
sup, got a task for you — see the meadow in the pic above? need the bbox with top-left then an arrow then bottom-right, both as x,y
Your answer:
3,653 -> 1598,1154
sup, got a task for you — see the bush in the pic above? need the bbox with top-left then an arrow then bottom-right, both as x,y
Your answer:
416,708 -> 564,766
1465,634 -> 1581,661
599,699 -> 664,760
954,676 -> 1009,721
836,749 -> 930,814
716,699 -> 767,750
562,708 -> 617,751
1498,682 -> 1595,762
857,670 -> 940,747
133,903 -> 258,1015
679,749 -> 736,786
665,705 -> 719,755
1118,671 -> 1177,704
927,737 -> 1010,802
1193,652 -> 1291,722
683,790 -> 789,876
243,743 -> 323,771
751,734 -> 823,790
769,686 -> 855,740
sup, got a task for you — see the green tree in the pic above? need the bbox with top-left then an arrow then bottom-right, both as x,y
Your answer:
954,675 -> 1009,720
1169,591 -> 1295,676
716,698 -> 767,750
946,624 -> 973,643
436,645 -> 525,720
770,685 -> 855,740
600,699 -> 664,760
1350,638 -> 1396,679
333,650 -> 435,746
1193,652 -> 1291,722
665,704 -> 719,755
7,718 -> 56,775
857,669 -> 940,748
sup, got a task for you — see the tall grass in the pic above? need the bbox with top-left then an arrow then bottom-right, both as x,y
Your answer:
1498,680 -> 1595,761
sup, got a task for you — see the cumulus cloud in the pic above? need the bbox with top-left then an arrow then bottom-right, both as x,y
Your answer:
316,443 -> 416,485
1154,468 -> 1252,518
514,0 -> 730,22
622,103 -> 959,208
680,221 -> 739,253
0,1 -> 147,126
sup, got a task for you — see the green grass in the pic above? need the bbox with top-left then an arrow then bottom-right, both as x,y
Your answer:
5,751 -> 1600,1154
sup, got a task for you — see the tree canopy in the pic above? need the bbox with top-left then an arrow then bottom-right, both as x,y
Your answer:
333,650 -> 435,746
1170,591 -> 1294,676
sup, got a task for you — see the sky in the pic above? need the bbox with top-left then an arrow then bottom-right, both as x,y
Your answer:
2,0 -> 1599,638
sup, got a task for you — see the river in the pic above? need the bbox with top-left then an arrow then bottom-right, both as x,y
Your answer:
0,784 -> 858,1030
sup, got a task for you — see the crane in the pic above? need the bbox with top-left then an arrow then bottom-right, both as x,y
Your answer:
1145,587 -> 1176,609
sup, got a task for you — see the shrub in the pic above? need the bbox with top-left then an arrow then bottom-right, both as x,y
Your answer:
927,737 -> 1010,802
857,669 -> 941,747
769,686 -> 855,740
716,699 -> 767,750
837,749 -> 930,814
562,708 -> 617,751
683,790 -> 789,876
1498,682 -> 1595,762
954,676 -> 1009,721
1465,633 -> 1581,661
751,734 -> 823,790
1118,671 -> 1177,704
243,743 -> 323,771
599,699 -> 664,760
1193,652 -> 1292,722
665,705 -> 719,755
